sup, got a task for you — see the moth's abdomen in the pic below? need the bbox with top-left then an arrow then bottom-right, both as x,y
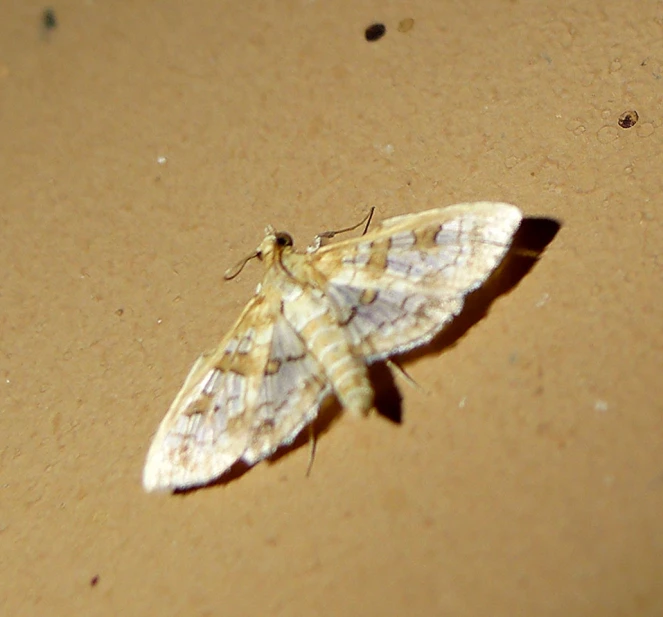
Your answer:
282,286 -> 373,417
317,340 -> 373,416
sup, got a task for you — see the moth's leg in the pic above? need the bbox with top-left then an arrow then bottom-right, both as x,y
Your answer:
307,207 -> 376,253
386,359 -> 428,395
305,424 -> 317,477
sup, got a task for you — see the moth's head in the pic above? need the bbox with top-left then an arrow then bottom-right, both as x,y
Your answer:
223,225 -> 294,280
256,225 -> 294,263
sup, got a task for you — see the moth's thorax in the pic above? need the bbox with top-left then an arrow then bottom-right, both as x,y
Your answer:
256,232 -> 322,288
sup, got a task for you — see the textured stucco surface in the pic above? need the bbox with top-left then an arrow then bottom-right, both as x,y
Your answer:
1,2 -> 662,615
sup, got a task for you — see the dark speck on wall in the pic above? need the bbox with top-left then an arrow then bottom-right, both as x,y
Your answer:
42,7 -> 57,30
398,18 -> 415,33
618,110 -> 639,129
365,23 -> 386,42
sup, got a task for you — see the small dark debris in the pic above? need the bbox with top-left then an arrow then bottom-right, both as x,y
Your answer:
42,8 -> 57,30
398,18 -> 415,33
365,23 -> 386,42
618,110 -> 639,129
115,308 -> 124,317
90,575 -> 99,587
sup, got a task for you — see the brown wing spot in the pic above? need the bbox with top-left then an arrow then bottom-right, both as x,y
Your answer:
237,329 -> 254,354
266,358 -> 281,374
366,241 -> 388,270
419,224 -> 446,248
360,288 -> 378,305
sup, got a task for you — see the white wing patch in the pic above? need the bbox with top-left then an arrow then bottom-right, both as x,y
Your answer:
244,316 -> 331,464
143,202 -> 523,492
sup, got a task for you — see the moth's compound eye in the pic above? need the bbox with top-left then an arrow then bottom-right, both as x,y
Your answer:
275,232 -> 293,248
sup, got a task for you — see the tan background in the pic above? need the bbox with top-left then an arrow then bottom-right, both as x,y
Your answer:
1,1 -> 662,615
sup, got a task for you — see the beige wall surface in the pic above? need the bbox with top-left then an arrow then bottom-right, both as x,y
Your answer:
1,1 -> 661,615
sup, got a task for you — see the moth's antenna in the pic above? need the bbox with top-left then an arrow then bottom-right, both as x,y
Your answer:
360,207 -> 375,236
308,207 -> 376,252
322,207 -> 375,240
224,250 -> 259,280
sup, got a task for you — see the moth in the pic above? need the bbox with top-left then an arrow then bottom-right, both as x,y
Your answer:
143,202 -> 522,492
